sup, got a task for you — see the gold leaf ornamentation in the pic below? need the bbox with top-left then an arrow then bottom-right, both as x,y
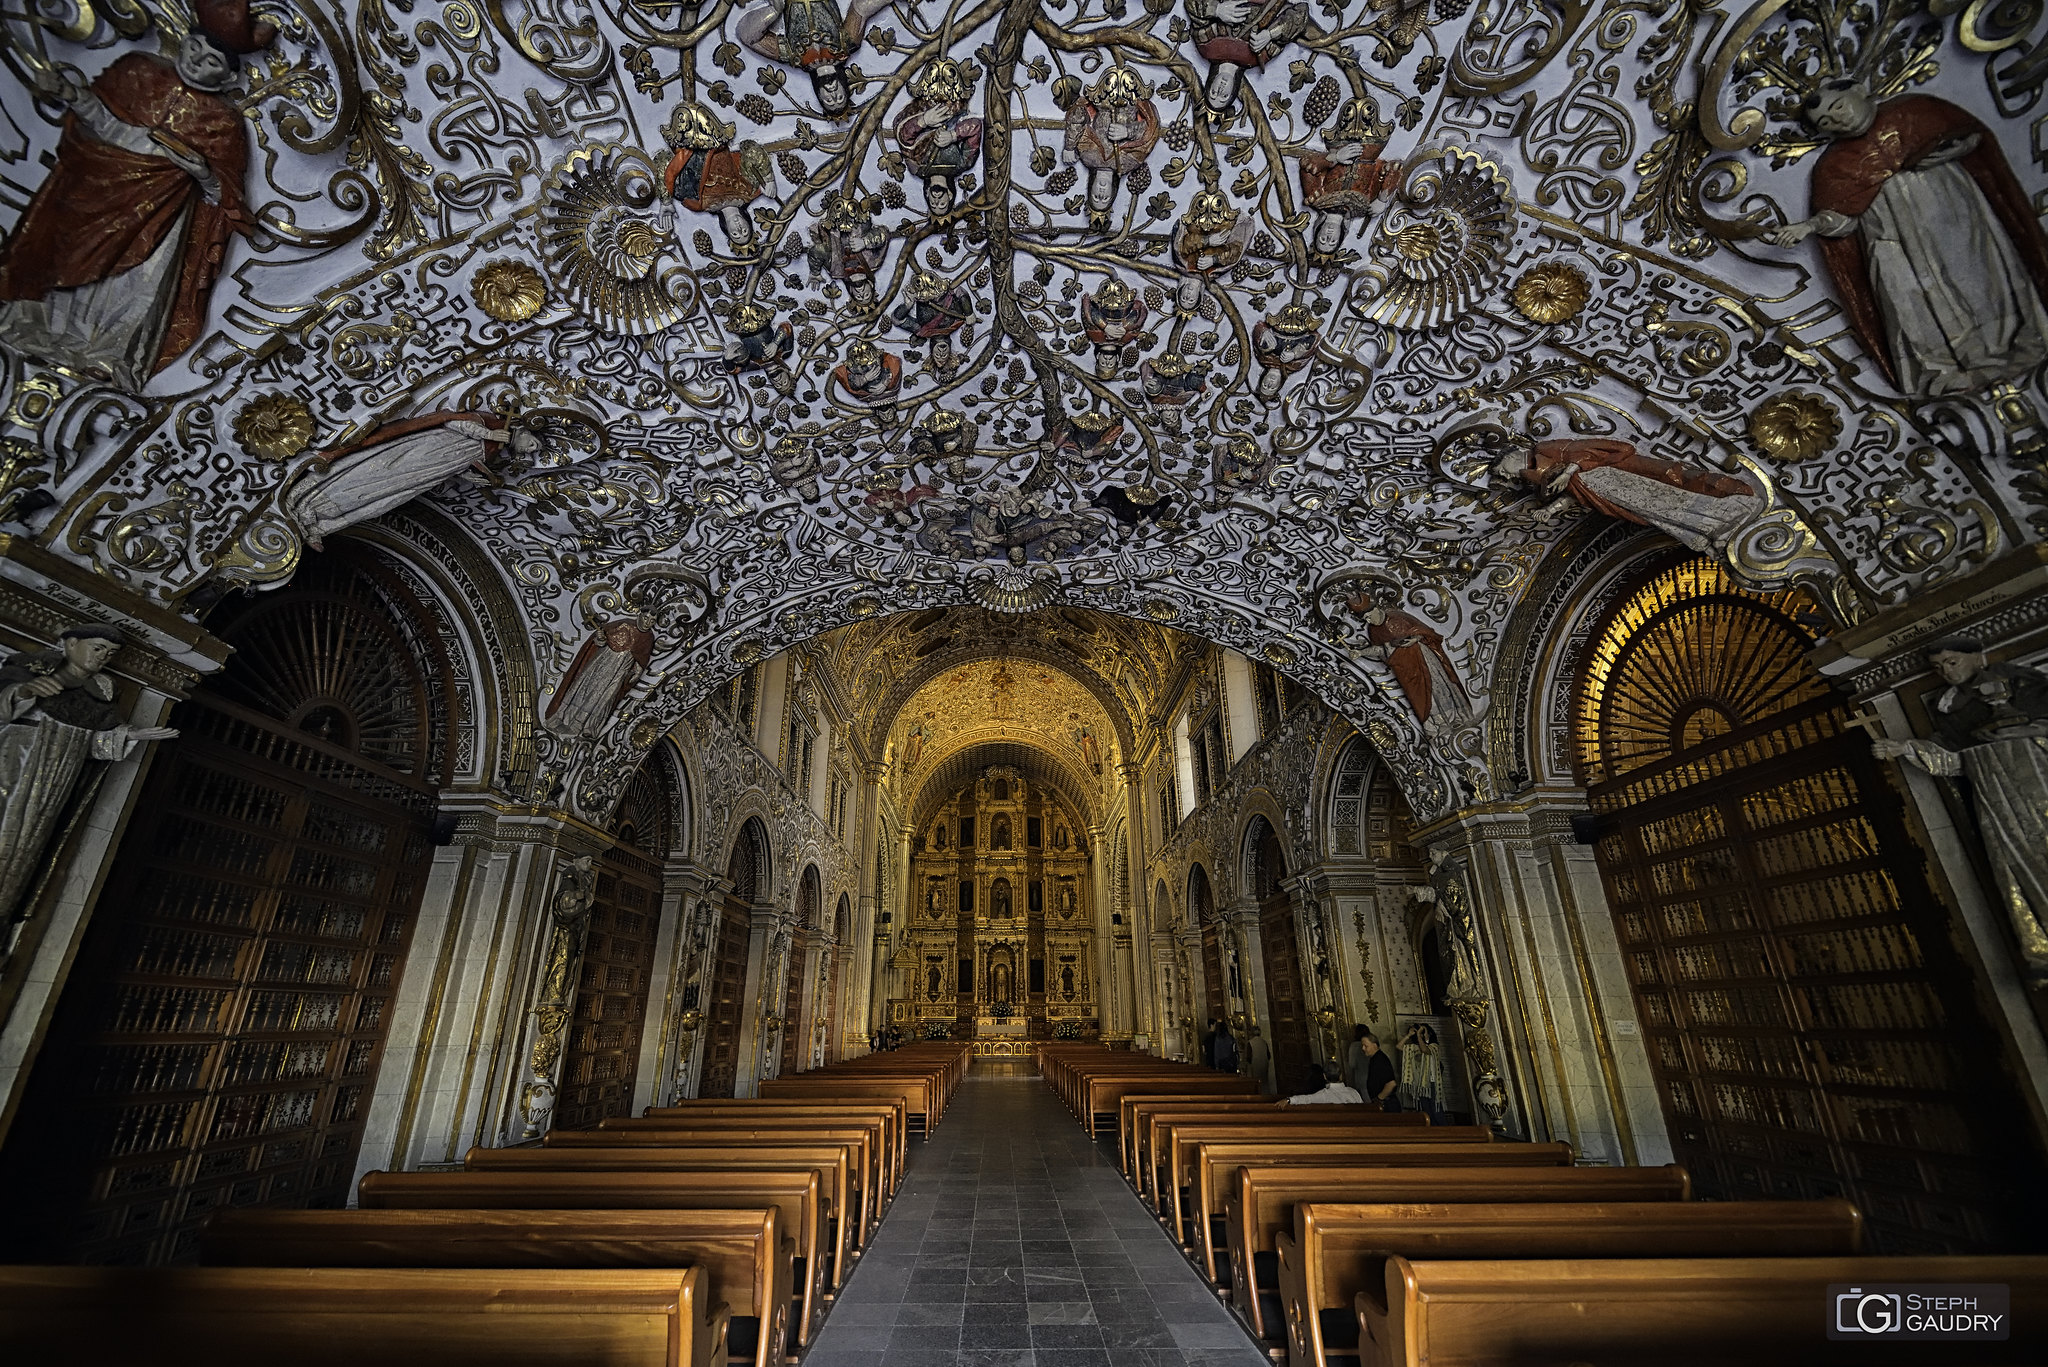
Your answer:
1510,262 -> 1590,325
1142,598 -> 1181,621
234,394 -> 316,461
1747,390 -> 1842,462
473,259 -> 549,321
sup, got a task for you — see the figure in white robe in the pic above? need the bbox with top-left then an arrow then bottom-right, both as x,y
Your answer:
283,413 -> 534,549
544,616 -> 656,739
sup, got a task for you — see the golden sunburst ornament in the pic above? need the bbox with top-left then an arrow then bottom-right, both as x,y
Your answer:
234,393 -> 315,460
472,259 -> 548,321
1511,262 -> 1591,325
1143,598 -> 1181,621
1748,390 -> 1842,462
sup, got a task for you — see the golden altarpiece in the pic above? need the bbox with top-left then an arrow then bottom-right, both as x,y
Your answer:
892,766 -> 1095,1055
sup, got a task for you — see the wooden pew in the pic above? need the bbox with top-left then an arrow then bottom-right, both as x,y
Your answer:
0,1265 -> 726,1367
462,1144 -> 856,1292
1362,1255 -> 2048,1367
1190,1136 -> 1547,1284
1121,1097 -> 1286,1189
1082,1072 -> 1261,1137
201,1207 -> 793,1367
554,1123 -> 886,1236
639,1100 -> 906,1188
759,1076 -> 940,1138
1150,1114 -> 1441,1221
1224,1163 -> 1691,1347
1284,1199 -> 1862,1367
359,1167 -> 828,1350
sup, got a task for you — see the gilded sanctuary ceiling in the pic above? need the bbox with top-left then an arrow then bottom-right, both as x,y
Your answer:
4,0 -> 2048,824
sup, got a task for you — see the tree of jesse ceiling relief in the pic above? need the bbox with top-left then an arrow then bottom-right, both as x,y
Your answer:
1,0 -> 2047,822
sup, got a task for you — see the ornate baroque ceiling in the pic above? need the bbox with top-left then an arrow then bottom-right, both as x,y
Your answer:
4,0 -> 2047,826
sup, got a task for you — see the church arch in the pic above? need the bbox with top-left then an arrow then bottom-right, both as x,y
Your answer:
1573,557 -> 2036,1253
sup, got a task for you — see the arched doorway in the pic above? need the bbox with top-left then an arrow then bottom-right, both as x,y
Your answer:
702,818 -> 766,1098
1575,558 -> 2036,1252
555,752 -> 674,1129
782,867 -> 820,1075
0,551 -> 446,1263
1248,816 -> 1311,1092
1190,864 -> 1225,1038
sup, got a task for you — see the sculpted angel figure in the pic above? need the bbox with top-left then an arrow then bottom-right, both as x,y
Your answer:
1489,433 -> 1763,559
1762,80 -> 2048,400
282,413 -> 535,551
736,0 -> 895,118
1171,190 -> 1252,313
809,193 -> 889,314
895,58 -> 982,217
0,0 -> 276,388
1300,97 -> 1403,259
662,101 -> 774,256
1186,0 -> 1307,114
1872,638 -> 2048,982
0,624 -> 177,943
544,616 -> 655,739
1062,67 -> 1162,232
1341,585 -> 1473,732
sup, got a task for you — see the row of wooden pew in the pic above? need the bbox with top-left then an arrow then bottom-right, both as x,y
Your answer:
0,1044 -> 971,1365
1037,1042 -> 2047,1366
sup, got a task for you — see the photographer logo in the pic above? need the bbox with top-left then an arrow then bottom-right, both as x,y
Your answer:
1826,1284 -> 2009,1341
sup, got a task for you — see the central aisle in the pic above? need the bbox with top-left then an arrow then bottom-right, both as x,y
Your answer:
804,1061 -> 1272,1367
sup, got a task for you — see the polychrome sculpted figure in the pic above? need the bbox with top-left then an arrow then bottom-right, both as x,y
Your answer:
282,413 -> 533,550
1763,80 -> 2048,399
895,58 -> 982,217
736,0 -> 895,118
662,101 -> 774,255
833,340 -> 904,419
0,624 -> 177,947
1491,434 -> 1763,558
1171,190 -> 1252,313
1185,0 -> 1307,115
769,434 -> 823,499
888,269 -> 974,372
1300,98 -> 1403,259
723,302 -> 798,393
1342,586 -> 1473,731
911,407 -> 973,477
1250,302 -> 1319,402
544,616 -> 655,739
0,0 -> 275,388
1140,353 -> 1210,426
1872,638 -> 2048,982
810,193 -> 888,314
1055,410 -> 1123,471
864,476 -> 938,527
1062,67 -> 1162,232
1080,278 -> 1148,379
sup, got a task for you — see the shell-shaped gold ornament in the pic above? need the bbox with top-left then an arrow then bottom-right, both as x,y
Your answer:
1510,262 -> 1591,325
472,259 -> 548,321
234,393 -> 316,461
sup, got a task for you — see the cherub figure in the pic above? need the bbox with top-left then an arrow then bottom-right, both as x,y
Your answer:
662,101 -> 774,256
1300,97 -> 1403,259
809,192 -> 888,314
895,58 -> 983,217
832,339 -> 904,419
736,0 -> 896,118
1080,277 -> 1148,379
1062,67 -> 1162,233
1171,190 -> 1252,313
723,302 -> 797,394
1250,302 -> 1319,402
889,269 -> 975,372
1186,0 -> 1307,115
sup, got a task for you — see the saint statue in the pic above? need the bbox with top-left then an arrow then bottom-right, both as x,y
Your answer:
1185,0 -> 1307,114
1140,353 -> 1210,425
0,0 -> 276,388
544,616 -> 656,739
1342,586 -> 1473,731
1061,67 -> 1161,233
993,880 -> 1012,917
1,624 -> 178,946
1491,434 -> 1763,559
1872,638 -> 2048,982
1762,82 -> 2048,400
736,0 -> 896,118
1250,302 -> 1319,403
903,722 -> 926,769
282,413 -> 534,550
723,303 -> 798,394
894,58 -> 982,217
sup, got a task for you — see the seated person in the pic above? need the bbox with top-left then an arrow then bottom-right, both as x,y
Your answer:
1285,1062 -> 1364,1105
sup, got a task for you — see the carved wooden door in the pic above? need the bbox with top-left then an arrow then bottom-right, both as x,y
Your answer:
1579,561 -> 2035,1253
1199,921 -> 1228,1041
555,844 -> 661,1129
699,899 -> 750,1098
780,927 -> 808,1076
1258,904 -> 1313,1094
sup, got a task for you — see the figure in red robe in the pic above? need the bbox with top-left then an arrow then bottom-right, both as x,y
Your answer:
0,0 -> 274,387
1343,589 -> 1472,729
1764,82 -> 2048,399
545,617 -> 656,739
1493,436 -> 1762,557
